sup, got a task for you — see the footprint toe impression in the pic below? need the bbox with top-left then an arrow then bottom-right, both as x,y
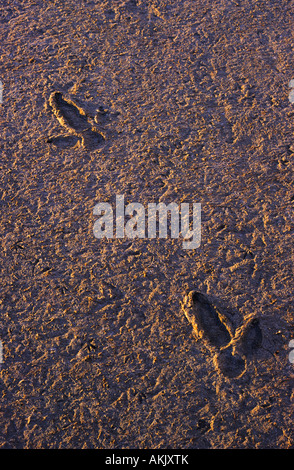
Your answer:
47,134 -> 80,148
233,317 -> 262,357
183,291 -> 231,349
48,91 -> 105,148
49,91 -> 90,133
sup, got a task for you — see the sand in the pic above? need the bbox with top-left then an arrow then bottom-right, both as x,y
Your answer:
0,0 -> 293,449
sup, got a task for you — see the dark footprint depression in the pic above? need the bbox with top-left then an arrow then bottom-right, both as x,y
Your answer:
48,91 -> 105,148
183,291 -> 231,349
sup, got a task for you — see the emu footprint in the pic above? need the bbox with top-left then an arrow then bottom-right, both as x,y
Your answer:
47,134 -> 80,149
183,291 -> 231,349
182,291 -> 262,379
48,91 -> 105,148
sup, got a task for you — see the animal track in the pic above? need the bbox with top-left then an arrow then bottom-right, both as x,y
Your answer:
183,291 -> 231,349
214,345 -> 245,379
232,317 -> 262,357
48,91 -> 105,148
47,134 -> 79,149
182,291 -> 262,379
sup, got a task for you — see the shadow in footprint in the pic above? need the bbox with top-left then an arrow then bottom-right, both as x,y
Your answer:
217,317 -> 263,378
80,128 -> 105,149
182,291 -> 262,379
47,134 -> 80,149
183,291 -> 231,349
49,91 -> 90,132
48,91 -> 105,149
215,346 -> 245,379
232,317 -> 263,357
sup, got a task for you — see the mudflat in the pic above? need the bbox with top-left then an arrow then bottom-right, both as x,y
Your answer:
0,0 -> 293,449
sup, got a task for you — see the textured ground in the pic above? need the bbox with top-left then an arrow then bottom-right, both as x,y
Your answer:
0,0 -> 294,449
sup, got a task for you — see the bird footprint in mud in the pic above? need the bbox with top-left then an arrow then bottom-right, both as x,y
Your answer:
182,291 -> 262,379
48,91 -> 105,149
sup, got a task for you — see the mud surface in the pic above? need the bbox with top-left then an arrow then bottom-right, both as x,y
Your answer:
0,0 -> 294,448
